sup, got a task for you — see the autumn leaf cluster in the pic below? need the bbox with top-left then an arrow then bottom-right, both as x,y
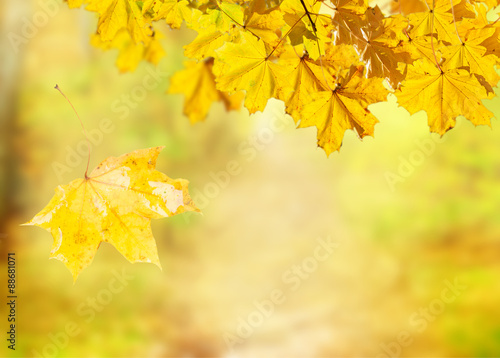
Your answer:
66,0 -> 500,155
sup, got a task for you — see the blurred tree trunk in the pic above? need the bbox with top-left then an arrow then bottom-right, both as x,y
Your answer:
0,1 -> 28,260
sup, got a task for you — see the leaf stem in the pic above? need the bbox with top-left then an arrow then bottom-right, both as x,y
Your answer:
267,13 -> 307,58
215,0 -> 245,28
449,0 -> 463,43
396,0 -> 411,39
295,0 -> 333,91
55,84 -> 91,179
429,1 -> 443,73
423,0 -> 431,11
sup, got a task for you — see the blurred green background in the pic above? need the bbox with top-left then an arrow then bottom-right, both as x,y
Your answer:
2,1 -> 500,357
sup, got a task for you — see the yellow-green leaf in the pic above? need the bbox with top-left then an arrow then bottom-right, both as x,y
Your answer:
23,147 -> 200,281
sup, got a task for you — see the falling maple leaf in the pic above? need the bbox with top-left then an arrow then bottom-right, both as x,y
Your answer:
23,147 -> 200,281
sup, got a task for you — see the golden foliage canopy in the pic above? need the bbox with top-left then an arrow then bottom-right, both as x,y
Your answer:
65,0 -> 500,154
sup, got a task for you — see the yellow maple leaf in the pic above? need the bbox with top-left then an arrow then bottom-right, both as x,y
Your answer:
302,13 -> 337,60
184,29 -> 231,60
23,147 -> 200,281
299,65 -> 387,155
389,0 -> 427,15
148,0 -> 196,29
91,30 -> 166,73
214,31 -> 290,114
243,9 -> 285,46
326,0 -> 367,44
322,42 -> 361,70
183,0 -> 247,60
353,13 -> 412,87
396,59 -> 493,135
169,59 -> 244,123
461,3 -> 500,61
440,25 -> 500,91
474,0 -> 499,9
280,0 -> 324,45
408,0 -> 474,43
397,33 -> 441,67
246,0 -> 270,14
217,1 -> 245,28
280,46 -> 340,121
86,0 -> 153,43
203,3 -> 245,33
283,56 -> 329,121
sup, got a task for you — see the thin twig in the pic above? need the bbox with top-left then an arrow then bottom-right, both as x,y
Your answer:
299,1 -> 334,91
55,85 -> 91,178
299,0 -> 317,32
